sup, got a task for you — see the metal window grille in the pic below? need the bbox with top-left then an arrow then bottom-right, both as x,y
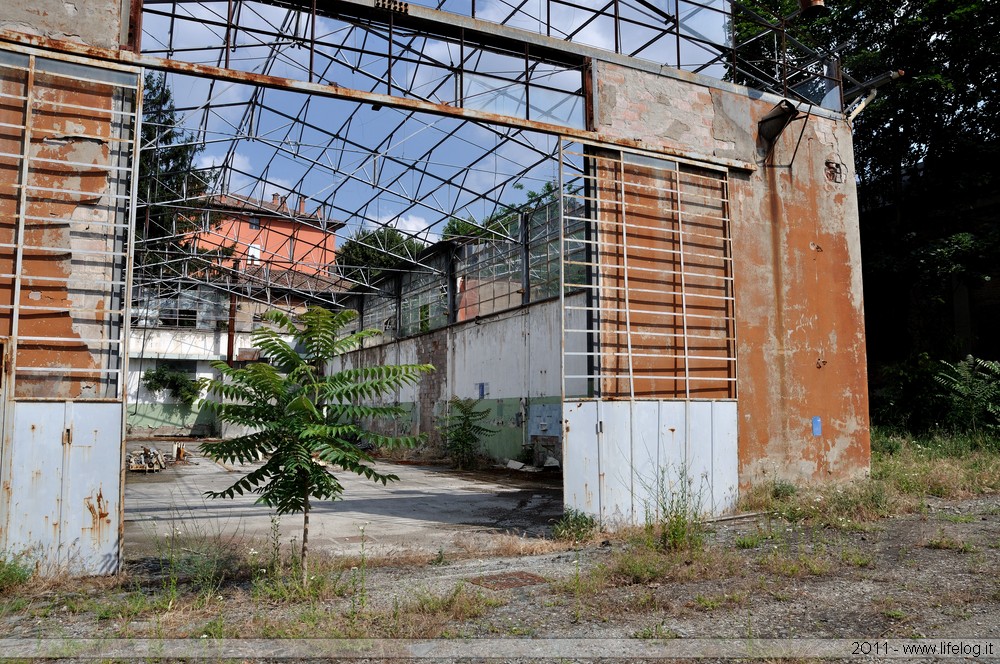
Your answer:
0,47 -> 139,401
560,142 -> 736,401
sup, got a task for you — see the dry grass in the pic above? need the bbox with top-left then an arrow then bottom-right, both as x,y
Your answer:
758,549 -> 834,578
738,436 -> 1000,531
453,531 -> 570,557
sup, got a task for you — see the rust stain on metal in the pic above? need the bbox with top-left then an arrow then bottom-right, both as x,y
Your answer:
467,571 -> 547,590
0,47 -> 116,400
84,488 -> 111,544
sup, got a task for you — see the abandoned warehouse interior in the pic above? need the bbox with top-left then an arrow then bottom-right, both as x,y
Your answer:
0,0 -> 870,574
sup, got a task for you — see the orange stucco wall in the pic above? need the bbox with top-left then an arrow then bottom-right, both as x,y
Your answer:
195,213 -> 338,275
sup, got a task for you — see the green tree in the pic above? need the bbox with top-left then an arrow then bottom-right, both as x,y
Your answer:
335,227 -> 425,284
199,306 -> 433,584
441,181 -> 559,241
734,0 -> 1000,429
841,0 -> 1000,427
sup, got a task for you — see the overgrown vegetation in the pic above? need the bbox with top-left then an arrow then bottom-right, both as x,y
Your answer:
437,397 -> 497,470
141,364 -> 202,405
552,509 -> 598,542
199,306 -> 433,584
738,428 -> 1000,531
935,356 -> 1000,435
6,428 -> 1000,642
0,554 -> 31,592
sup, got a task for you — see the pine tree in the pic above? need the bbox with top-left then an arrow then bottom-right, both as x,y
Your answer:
138,72 -> 216,270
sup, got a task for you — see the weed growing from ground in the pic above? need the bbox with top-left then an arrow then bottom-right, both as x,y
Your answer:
924,532 -> 976,553
839,547 -> 874,568
0,553 -> 32,592
633,623 -> 679,639
734,529 -> 771,549
552,509 -> 598,542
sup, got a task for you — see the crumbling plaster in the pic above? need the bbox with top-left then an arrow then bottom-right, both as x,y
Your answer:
0,0 -> 125,51
595,61 -> 870,486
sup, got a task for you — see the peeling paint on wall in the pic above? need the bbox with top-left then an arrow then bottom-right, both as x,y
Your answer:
594,62 -> 870,486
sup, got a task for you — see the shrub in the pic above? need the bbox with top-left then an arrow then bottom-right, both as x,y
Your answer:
0,554 -> 32,592
200,306 -> 433,584
438,397 -> 496,470
552,509 -> 598,542
142,364 -> 201,405
935,355 -> 1000,434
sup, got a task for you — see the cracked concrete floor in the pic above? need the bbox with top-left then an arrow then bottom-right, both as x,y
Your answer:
124,444 -> 564,558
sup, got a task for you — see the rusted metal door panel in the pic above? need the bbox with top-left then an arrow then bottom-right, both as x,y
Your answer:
685,400 -> 739,515
708,400 -> 738,513
559,143 -> 735,402
597,400 -> 632,524
0,44 -> 138,576
6,402 -> 121,573
7,402 -> 66,569
61,403 -> 121,574
562,400 -> 599,516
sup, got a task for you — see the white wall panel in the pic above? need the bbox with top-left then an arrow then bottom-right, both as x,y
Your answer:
564,399 -> 739,523
563,400 -> 599,515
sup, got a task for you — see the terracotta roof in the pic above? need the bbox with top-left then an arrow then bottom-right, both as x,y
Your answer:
207,193 -> 345,230
237,265 -> 351,293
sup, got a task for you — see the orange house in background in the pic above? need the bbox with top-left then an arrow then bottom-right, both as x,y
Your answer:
193,193 -> 345,275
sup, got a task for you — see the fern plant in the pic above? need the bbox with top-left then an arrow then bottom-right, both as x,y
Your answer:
438,397 -> 497,470
934,355 -> 1000,434
199,306 -> 433,584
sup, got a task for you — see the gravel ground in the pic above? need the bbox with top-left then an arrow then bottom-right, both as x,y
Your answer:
4,492 -> 1000,662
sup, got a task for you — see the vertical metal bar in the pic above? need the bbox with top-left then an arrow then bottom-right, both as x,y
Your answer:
675,0 -> 681,68
524,45 -> 531,121
677,170 -> 691,401
167,0 -> 178,57
309,0 -> 317,83
446,247 -> 458,324
225,0 -> 233,69
616,156 -> 635,401
520,211 -> 530,306
226,291 -> 237,365
781,21 -> 788,97
119,70 -> 142,574
722,176 -> 736,399
126,0 -> 144,53
57,402 -> 72,565
729,0 -> 737,82
393,274 -> 403,337
0,54 -> 33,551
9,55 -> 36,402
387,13 -> 394,96
583,148 -> 597,398
558,140 -> 566,403
613,0 -> 621,53
457,30 -> 465,106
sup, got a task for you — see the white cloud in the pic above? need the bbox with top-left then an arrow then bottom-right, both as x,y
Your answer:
374,213 -> 439,244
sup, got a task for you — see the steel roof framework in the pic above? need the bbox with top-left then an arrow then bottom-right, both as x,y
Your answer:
128,0 -> 849,313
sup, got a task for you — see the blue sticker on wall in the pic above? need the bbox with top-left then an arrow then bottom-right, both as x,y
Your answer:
811,416 -> 822,437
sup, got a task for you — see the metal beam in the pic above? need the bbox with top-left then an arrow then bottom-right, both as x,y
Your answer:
0,29 -> 756,171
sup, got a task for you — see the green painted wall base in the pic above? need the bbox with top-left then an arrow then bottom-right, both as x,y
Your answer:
127,403 -> 217,437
